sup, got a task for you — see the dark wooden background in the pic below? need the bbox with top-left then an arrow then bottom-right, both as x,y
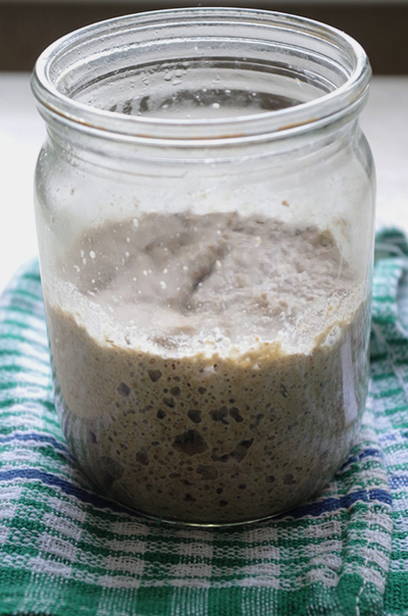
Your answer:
1,2 -> 407,73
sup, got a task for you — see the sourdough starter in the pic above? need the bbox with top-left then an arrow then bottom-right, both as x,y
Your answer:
46,212 -> 368,523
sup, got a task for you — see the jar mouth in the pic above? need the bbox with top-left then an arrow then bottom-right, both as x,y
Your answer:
32,7 -> 370,145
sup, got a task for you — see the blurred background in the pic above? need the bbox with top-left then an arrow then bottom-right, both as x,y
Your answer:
2,0 -> 408,73
0,1 -> 407,290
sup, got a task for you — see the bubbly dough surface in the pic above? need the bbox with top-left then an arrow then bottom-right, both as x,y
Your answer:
57,212 -> 356,356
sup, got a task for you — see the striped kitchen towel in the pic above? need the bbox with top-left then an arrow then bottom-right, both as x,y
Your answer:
0,228 -> 407,616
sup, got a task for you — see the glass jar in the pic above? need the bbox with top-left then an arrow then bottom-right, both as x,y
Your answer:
32,8 -> 375,526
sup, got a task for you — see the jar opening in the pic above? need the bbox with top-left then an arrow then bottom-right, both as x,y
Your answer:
32,8 -> 370,144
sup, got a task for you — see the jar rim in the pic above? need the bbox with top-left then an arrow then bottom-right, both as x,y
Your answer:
31,7 -> 371,146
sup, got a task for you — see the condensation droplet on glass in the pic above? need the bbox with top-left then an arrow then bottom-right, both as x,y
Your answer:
89,250 -> 96,259
160,281 -> 167,290
126,237 -> 130,243
132,218 -> 139,228
212,102 -> 220,109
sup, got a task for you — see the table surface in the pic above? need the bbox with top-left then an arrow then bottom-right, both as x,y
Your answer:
0,73 -> 407,292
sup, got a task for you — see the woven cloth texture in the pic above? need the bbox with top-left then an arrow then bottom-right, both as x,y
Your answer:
0,229 -> 407,616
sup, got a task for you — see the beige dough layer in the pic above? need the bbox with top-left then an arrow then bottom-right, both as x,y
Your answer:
46,212 -> 369,523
